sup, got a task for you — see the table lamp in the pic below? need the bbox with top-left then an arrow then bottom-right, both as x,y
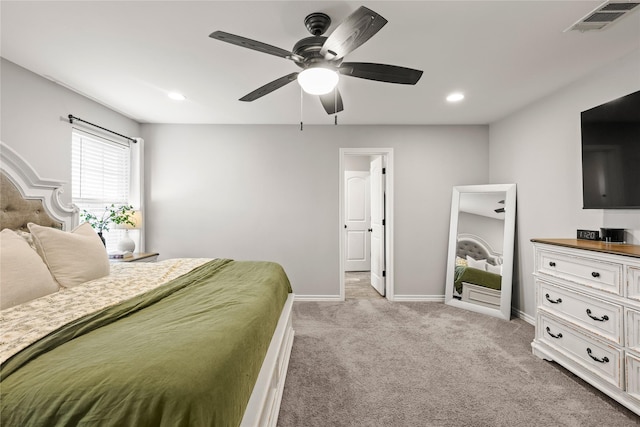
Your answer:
117,210 -> 141,253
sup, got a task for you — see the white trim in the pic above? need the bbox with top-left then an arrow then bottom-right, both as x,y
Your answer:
240,294 -> 294,427
393,295 -> 445,302
513,308 -> 535,325
294,295 -> 342,302
444,183 -> 517,321
339,148 -> 394,301
0,141 -> 77,230
131,137 -> 145,252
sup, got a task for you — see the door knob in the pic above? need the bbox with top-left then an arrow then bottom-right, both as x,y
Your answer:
368,228 -> 373,232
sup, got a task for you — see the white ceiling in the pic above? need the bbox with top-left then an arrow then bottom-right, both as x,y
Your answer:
1,1 -> 639,125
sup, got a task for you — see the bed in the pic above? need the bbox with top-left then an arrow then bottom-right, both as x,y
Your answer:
0,142 -> 294,427
454,233 -> 503,309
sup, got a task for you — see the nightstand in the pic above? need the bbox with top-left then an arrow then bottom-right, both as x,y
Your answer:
110,252 -> 159,263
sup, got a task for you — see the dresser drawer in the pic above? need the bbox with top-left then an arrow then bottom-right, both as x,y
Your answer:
538,314 -> 623,388
627,308 -> 640,353
628,267 -> 640,302
537,250 -> 622,295
627,352 -> 640,402
538,280 -> 623,344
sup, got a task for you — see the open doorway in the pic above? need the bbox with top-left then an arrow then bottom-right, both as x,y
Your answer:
339,148 -> 394,301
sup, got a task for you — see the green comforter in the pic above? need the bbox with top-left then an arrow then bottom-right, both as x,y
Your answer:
454,265 -> 502,294
1,259 -> 292,427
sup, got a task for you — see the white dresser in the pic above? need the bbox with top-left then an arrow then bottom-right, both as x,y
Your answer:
531,238 -> 640,416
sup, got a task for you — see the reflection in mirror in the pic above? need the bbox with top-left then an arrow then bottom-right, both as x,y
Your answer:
444,184 -> 516,320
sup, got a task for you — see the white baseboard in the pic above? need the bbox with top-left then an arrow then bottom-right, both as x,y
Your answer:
392,295 -> 445,302
294,295 -> 343,302
512,307 -> 535,325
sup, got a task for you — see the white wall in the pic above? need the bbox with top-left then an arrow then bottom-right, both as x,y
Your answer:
141,124 -> 489,298
1,59 -> 140,203
489,49 -> 640,319
458,212 -> 505,254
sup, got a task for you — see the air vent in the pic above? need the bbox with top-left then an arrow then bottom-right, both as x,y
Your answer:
565,1 -> 640,32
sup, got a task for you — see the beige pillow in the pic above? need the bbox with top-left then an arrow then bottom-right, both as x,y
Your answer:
28,222 -> 110,288
0,228 -> 59,309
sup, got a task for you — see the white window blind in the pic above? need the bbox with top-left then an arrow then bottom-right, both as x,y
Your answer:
71,129 -> 131,251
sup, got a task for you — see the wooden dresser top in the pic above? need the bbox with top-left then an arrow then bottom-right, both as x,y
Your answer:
531,238 -> 640,259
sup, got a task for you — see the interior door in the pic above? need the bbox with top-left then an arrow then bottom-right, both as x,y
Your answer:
370,156 -> 385,296
344,171 -> 371,271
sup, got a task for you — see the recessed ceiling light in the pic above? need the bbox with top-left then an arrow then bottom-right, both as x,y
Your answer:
446,92 -> 465,103
168,92 -> 186,101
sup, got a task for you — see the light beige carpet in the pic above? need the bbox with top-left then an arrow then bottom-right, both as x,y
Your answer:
277,300 -> 639,426
345,271 -> 383,300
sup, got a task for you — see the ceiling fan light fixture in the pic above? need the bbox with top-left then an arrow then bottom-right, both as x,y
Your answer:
297,67 -> 339,95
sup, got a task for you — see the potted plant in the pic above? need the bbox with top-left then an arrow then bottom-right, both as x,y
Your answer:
81,204 -> 135,246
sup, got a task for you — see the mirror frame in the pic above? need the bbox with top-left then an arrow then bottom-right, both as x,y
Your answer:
444,184 -> 517,320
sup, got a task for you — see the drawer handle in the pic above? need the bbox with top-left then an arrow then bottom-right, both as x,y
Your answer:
548,261 -> 556,267
545,294 -> 562,304
545,326 -> 562,339
586,348 -> 609,364
586,309 -> 609,322
591,271 -> 600,278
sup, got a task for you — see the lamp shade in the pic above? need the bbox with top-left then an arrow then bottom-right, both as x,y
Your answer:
115,210 -> 142,230
297,68 -> 339,95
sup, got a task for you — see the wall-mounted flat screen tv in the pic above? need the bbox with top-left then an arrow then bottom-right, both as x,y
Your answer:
581,90 -> 640,209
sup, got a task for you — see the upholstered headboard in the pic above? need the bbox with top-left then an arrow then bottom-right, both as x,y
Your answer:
0,142 -> 77,231
456,233 -> 502,266
1,173 -> 62,231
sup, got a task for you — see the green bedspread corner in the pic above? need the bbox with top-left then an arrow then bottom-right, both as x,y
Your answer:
1,259 -> 292,427
454,265 -> 502,294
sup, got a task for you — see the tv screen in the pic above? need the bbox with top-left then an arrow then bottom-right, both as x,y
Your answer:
581,90 -> 640,209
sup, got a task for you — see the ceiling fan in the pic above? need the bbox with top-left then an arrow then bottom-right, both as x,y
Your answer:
209,6 -> 423,115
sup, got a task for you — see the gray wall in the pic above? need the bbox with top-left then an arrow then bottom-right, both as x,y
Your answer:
489,49 -> 640,319
141,124 -> 489,298
1,59 -> 140,203
458,212 -> 505,254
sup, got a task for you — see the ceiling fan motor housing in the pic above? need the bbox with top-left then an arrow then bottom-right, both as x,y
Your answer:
293,36 -> 333,68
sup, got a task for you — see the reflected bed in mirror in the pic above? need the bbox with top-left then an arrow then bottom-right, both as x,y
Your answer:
445,184 -> 516,320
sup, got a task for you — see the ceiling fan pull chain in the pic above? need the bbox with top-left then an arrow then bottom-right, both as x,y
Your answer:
334,89 -> 338,125
300,87 -> 304,131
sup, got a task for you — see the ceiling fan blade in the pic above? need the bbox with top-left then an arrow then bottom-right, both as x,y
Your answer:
319,6 -> 387,61
239,73 -> 299,102
210,31 -> 303,62
339,62 -> 423,85
319,89 -> 344,115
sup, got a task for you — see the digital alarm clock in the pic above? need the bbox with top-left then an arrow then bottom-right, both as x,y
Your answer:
577,229 -> 600,241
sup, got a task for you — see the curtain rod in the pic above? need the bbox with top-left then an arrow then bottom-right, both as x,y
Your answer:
68,115 -> 137,143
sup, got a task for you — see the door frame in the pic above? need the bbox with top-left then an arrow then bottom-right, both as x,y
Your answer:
339,148 -> 394,301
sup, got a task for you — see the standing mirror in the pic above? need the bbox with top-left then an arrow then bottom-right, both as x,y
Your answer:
444,184 -> 516,320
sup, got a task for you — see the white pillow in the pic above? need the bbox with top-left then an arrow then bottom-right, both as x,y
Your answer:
466,256 -> 488,270
486,263 -> 502,275
0,228 -> 59,309
28,222 -> 110,288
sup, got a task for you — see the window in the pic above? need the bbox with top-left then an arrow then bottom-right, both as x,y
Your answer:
71,129 -> 140,252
